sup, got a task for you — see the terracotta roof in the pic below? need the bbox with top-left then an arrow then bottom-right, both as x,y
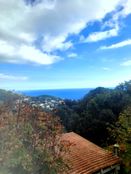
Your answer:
61,132 -> 120,174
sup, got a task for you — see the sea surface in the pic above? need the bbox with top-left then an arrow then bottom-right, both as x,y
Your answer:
20,88 -> 93,100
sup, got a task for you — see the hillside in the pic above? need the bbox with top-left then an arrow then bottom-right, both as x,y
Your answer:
0,89 -> 20,104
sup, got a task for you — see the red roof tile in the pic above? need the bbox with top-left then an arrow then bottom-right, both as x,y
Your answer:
61,132 -> 120,174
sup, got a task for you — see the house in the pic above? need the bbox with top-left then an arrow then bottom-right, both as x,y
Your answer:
62,132 -> 121,174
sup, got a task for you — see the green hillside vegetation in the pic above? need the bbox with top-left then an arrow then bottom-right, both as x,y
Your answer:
0,103 -> 69,174
0,81 -> 131,173
56,80 -> 131,173
56,81 -> 131,145
0,89 -> 20,104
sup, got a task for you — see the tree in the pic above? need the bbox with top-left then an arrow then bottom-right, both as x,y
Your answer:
116,80 -> 131,96
108,106 -> 131,173
55,80 -> 131,146
0,102 -> 70,174
0,89 -> 20,105
108,106 -> 131,144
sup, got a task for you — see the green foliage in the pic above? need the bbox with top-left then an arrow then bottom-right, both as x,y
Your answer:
108,106 -> 131,173
116,80 -> 131,95
1,80 -> 131,173
56,81 -> 131,146
108,106 -> 131,144
121,143 -> 131,174
0,89 -> 20,104
55,81 -> 131,173
0,103 -> 69,174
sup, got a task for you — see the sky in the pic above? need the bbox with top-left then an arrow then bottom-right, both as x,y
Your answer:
0,0 -> 131,90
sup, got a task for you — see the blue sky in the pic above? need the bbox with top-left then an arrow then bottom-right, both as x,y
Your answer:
0,0 -> 131,90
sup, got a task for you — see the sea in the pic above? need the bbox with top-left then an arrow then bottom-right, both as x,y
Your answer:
19,88 -> 93,100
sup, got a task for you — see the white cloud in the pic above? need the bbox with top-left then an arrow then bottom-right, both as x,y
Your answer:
0,40 -> 60,65
18,45 -> 61,64
42,35 -> 73,53
95,78 -> 131,87
121,0 -> 131,16
18,32 -> 36,43
0,40 -> 15,57
102,67 -> 111,71
0,0 -> 122,64
80,0 -> 131,43
68,53 -> 77,58
83,26 -> 119,42
100,39 -> 131,50
121,59 -> 131,66
2,0 -> 131,64
0,73 -> 28,81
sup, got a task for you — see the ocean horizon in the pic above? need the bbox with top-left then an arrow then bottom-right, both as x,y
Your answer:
19,88 -> 93,100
